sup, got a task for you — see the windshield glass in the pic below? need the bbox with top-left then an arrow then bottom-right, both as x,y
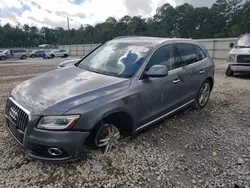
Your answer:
78,42 -> 151,78
2,50 -> 8,54
235,34 -> 250,47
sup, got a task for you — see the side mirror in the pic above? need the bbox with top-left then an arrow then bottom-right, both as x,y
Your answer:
230,42 -> 234,48
145,65 -> 169,78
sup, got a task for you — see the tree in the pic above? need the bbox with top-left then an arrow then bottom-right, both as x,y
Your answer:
0,0 -> 250,47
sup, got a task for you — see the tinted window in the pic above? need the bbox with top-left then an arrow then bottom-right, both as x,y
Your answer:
146,45 -> 174,70
194,45 -> 206,61
13,49 -> 26,53
175,43 -> 197,67
59,49 -> 66,52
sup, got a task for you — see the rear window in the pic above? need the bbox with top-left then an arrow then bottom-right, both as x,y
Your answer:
13,49 -> 27,53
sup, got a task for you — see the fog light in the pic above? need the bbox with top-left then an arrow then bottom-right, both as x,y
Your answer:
48,147 -> 62,156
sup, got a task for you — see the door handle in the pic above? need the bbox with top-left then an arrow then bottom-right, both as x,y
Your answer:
173,79 -> 180,84
199,70 -> 205,74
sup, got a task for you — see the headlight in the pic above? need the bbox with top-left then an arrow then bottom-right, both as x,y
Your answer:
37,115 -> 80,130
228,54 -> 236,62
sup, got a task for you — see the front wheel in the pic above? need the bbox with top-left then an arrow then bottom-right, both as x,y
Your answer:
225,66 -> 234,77
63,54 -> 68,58
0,56 -> 6,60
193,80 -> 212,110
50,54 -> 55,58
86,121 -> 121,153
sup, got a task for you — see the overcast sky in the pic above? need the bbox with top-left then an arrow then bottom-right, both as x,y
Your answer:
0,0 -> 217,28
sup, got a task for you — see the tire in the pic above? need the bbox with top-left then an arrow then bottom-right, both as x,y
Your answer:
193,80 -> 212,110
50,54 -> 55,58
225,66 -> 234,77
63,54 -> 68,58
21,55 -> 27,59
85,121 -> 121,153
31,54 -> 35,58
0,56 -> 6,60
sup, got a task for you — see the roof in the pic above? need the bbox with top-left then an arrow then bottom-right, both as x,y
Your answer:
112,36 -> 194,47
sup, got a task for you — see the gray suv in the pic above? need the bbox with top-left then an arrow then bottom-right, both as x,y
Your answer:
5,37 -> 214,162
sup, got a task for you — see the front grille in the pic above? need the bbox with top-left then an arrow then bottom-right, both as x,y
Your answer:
28,143 -> 69,158
237,55 -> 250,63
5,98 -> 29,133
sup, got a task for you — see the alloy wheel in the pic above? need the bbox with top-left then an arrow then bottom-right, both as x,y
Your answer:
198,83 -> 211,106
95,124 -> 120,154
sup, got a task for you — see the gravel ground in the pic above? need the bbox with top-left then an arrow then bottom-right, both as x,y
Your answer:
0,61 -> 250,188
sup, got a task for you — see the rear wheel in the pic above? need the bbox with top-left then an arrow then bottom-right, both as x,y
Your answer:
21,55 -> 27,59
225,66 -> 234,77
0,56 -> 6,60
193,80 -> 212,110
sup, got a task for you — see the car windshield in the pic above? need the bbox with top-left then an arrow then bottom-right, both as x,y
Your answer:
78,42 -> 151,78
2,50 -> 8,53
235,35 -> 250,48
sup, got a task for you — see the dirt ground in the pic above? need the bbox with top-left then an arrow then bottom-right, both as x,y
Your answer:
0,60 -> 249,188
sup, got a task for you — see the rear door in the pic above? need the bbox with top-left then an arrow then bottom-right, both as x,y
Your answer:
13,50 -> 21,58
174,43 -> 199,104
191,45 -> 212,93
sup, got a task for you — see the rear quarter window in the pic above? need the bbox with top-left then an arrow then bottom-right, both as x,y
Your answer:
193,45 -> 206,61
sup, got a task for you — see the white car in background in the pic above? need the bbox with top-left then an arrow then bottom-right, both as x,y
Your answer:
58,58 -> 81,68
47,49 -> 69,58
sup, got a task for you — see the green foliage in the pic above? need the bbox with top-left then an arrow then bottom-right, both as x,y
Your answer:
0,0 -> 248,47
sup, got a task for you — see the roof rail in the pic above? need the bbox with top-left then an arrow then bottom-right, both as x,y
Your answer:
113,36 -> 142,40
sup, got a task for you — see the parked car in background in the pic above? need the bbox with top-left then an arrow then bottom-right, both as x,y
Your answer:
5,36 -> 214,162
0,50 -> 7,60
47,49 -> 69,58
58,58 -> 81,68
226,33 -> 250,76
0,49 -> 28,60
30,50 -> 47,58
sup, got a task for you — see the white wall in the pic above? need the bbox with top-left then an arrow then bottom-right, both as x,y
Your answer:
197,38 -> 237,59
59,44 -> 101,57
61,37 -> 239,59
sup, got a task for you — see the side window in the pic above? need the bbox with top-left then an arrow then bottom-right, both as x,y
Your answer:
146,44 -> 174,71
194,45 -> 206,61
175,43 -> 197,67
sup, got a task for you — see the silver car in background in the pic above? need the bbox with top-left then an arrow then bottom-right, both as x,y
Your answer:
0,49 -> 28,60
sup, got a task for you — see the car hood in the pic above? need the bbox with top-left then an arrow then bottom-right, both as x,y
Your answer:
11,66 -> 130,115
230,48 -> 250,55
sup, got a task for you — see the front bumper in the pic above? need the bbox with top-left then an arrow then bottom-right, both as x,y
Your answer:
229,63 -> 250,73
5,116 -> 90,163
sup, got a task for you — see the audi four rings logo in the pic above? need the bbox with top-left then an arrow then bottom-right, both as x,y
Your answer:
9,107 -> 18,121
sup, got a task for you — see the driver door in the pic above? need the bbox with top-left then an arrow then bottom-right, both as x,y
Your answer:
137,44 -> 185,127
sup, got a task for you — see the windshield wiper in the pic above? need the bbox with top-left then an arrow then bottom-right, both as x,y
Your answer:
79,65 -> 122,78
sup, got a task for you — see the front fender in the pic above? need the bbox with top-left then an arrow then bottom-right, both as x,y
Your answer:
65,96 -> 136,131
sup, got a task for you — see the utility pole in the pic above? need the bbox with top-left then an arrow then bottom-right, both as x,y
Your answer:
67,17 -> 70,45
